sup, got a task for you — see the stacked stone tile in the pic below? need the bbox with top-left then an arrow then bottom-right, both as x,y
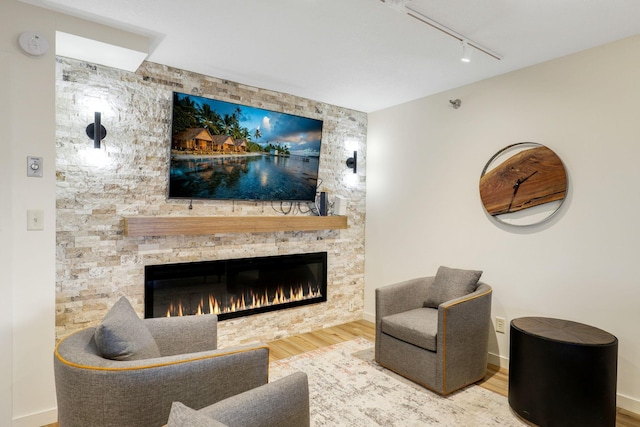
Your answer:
55,58 -> 367,346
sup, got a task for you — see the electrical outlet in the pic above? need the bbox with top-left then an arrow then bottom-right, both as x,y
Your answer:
496,317 -> 506,334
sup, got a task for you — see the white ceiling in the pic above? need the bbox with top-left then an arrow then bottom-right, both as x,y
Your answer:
22,0 -> 640,112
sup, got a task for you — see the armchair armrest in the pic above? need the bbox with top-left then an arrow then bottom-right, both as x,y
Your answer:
375,276 -> 434,322
145,314 -> 218,356
437,282 -> 492,394
199,372 -> 310,427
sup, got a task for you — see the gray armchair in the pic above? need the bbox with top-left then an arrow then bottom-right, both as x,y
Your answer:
375,273 -> 492,395
54,313 -> 270,427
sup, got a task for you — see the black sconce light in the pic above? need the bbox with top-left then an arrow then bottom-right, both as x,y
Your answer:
86,112 -> 107,148
346,151 -> 357,174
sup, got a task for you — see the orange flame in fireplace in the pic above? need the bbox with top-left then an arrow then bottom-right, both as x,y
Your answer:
165,302 -> 184,317
164,282 -> 321,317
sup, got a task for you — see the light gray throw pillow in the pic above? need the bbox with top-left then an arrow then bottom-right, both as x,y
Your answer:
94,296 -> 161,361
424,266 -> 482,308
168,402 -> 228,427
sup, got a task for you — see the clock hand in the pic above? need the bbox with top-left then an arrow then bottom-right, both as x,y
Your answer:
507,171 -> 538,213
507,184 -> 519,213
516,170 -> 538,186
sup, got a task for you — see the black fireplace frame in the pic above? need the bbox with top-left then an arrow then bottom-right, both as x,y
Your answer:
144,252 -> 327,320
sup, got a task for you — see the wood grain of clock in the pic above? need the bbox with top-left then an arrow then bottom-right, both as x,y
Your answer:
480,145 -> 567,216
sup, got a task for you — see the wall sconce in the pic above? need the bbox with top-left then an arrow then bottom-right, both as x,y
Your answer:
346,151 -> 357,174
86,112 -> 107,148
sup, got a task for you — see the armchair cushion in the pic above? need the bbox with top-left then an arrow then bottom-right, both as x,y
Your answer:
424,266 -> 482,308
94,296 -> 161,361
380,307 -> 438,351
168,402 -> 227,427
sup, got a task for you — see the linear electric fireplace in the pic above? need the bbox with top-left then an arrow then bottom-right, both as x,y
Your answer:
145,252 -> 327,320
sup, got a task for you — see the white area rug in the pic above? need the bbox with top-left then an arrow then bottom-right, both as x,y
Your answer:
269,337 -> 526,427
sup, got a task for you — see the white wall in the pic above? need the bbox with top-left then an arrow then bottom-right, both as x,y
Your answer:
1,2 -> 56,426
365,35 -> 640,413
1,50 -> 15,427
1,2 -> 149,425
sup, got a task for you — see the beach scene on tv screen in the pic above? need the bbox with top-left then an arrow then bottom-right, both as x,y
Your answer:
169,92 -> 323,201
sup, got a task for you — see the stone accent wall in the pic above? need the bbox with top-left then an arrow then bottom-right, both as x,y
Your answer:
55,58 -> 367,346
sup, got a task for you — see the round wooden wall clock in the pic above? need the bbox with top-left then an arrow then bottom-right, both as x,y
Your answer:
479,142 -> 568,226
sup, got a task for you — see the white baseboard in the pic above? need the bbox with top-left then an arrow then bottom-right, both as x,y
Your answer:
13,407 -> 57,427
618,393 -> 640,416
363,311 -> 375,323
488,351 -> 509,369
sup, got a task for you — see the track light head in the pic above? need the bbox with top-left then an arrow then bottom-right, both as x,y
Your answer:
461,40 -> 471,63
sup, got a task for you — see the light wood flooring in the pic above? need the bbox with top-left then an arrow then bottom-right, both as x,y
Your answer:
44,320 -> 640,427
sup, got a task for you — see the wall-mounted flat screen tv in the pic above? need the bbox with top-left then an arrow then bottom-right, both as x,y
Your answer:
169,92 -> 323,202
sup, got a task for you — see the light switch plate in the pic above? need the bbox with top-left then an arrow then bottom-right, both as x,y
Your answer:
27,210 -> 44,231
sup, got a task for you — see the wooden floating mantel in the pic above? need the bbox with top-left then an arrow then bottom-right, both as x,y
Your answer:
123,215 -> 348,237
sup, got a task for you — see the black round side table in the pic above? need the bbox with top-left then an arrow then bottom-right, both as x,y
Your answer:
508,317 -> 618,427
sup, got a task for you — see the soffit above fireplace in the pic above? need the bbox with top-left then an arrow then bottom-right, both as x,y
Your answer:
55,31 -> 148,72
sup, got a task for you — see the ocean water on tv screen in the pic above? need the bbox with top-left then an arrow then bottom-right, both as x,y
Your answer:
169,154 -> 319,201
